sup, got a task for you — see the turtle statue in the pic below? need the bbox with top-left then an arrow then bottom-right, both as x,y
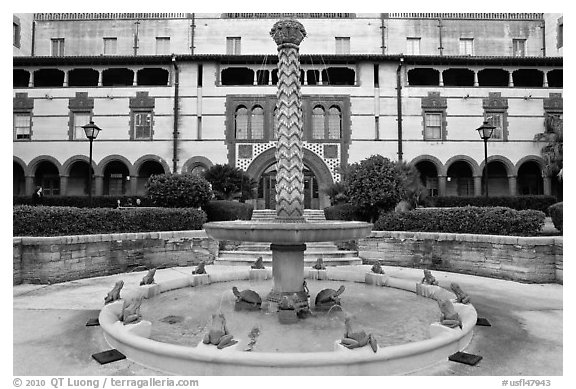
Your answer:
312,257 -> 326,270
341,315 -> 378,353
202,312 -> 238,349
250,256 -> 265,269
438,299 -> 462,329
232,286 -> 262,311
121,296 -> 143,324
139,268 -> 156,286
371,260 -> 385,274
421,269 -> 439,286
104,280 -> 124,304
192,262 -> 206,275
314,285 -> 345,311
450,282 -> 471,304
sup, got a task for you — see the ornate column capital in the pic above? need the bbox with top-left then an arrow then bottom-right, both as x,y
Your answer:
270,20 -> 307,47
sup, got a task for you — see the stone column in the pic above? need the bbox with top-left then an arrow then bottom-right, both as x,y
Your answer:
63,70 -> 69,87
271,19 -> 306,222
59,175 -> 68,196
98,70 -> 103,87
508,175 -> 517,196
253,70 -> 258,86
94,175 -> 104,196
438,69 -> 444,86
474,175 -> 482,197
303,69 -> 308,85
25,175 -> 35,196
318,69 -> 323,85
473,70 -> 479,87
28,71 -> 34,88
543,176 -> 551,196
129,175 -> 138,195
438,175 -> 447,196
508,70 -> 514,87
132,69 -> 138,86
543,71 -> 549,88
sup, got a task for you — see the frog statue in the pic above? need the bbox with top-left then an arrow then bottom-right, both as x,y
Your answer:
312,257 -> 326,270
202,312 -> 238,349
371,260 -> 385,274
139,269 -> 156,286
341,315 -> 378,353
438,299 -> 462,329
192,262 -> 207,275
104,280 -> 124,304
421,269 -> 439,286
250,256 -> 265,269
121,296 -> 143,325
450,282 -> 471,304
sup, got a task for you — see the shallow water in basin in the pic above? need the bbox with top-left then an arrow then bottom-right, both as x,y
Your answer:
141,280 -> 440,353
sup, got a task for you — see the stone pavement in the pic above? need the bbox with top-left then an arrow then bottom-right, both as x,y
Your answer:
12,264 -> 563,377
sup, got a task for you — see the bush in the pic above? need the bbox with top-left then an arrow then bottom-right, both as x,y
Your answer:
374,206 -> 545,236
146,173 -> 212,208
324,203 -> 370,222
426,195 -> 557,214
203,164 -> 258,201
13,205 -> 207,237
548,202 -> 563,232
13,195 -> 154,208
202,200 -> 254,222
346,155 -> 406,222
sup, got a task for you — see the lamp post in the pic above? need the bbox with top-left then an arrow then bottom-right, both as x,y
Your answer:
82,121 -> 102,207
476,120 -> 496,198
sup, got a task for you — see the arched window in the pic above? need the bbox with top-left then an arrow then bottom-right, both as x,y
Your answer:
251,106 -> 264,139
328,106 -> 341,139
312,106 -> 325,139
235,106 -> 248,139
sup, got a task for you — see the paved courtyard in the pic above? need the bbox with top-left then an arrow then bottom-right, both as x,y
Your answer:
13,263 -> 562,377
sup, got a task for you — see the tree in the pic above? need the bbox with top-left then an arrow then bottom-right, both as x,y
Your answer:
145,173 -> 213,208
534,114 -> 563,179
203,164 -> 258,202
395,160 -> 428,208
345,155 -> 406,222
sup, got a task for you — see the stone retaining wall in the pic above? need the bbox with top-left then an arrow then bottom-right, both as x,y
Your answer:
13,231 -> 218,285
358,231 -> 563,284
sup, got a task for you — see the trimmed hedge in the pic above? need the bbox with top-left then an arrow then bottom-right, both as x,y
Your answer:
202,200 -> 254,222
324,203 -> 371,222
548,202 -> 563,232
13,205 -> 207,237
426,195 -> 557,214
374,206 -> 545,236
13,195 -> 153,208
146,173 -> 213,208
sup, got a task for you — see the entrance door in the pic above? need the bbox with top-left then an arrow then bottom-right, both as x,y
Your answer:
258,165 -> 319,209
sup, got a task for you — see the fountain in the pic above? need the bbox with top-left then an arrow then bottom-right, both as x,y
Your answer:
98,20 -> 478,375
204,19 -> 372,310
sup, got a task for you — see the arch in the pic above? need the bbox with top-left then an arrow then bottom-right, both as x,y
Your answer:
27,155 -> 64,177
516,158 -> 544,195
442,68 -> 474,86
13,69 -> 30,88
478,155 -> 515,176
251,105 -> 264,139
477,68 -> 509,87
68,68 -> 99,87
13,160 -> 26,195
235,106 -> 248,139
102,159 -> 131,196
221,67 -> 254,85
96,154 -> 135,176
312,105 -> 325,139
409,154 -> 443,174
513,155 -> 546,177
327,106 -> 342,139
13,156 -> 27,173
62,155 -> 97,176
133,154 -> 170,176
181,156 -> 214,174
33,69 -> 65,87
246,147 -> 334,192
442,155 -> 481,177
407,68 -> 439,86
102,68 -> 134,87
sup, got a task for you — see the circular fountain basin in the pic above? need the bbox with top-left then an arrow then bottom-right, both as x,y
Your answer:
99,268 -> 477,375
203,220 -> 373,244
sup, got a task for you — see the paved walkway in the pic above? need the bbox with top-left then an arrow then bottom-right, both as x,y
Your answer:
13,264 -> 563,377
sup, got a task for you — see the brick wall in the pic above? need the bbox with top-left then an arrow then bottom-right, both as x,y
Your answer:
13,231 -> 218,285
358,231 -> 563,284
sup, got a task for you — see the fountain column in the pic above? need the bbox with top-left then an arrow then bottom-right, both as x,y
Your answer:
267,20 -> 308,304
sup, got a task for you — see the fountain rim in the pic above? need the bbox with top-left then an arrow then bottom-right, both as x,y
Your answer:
203,220 -> 373,243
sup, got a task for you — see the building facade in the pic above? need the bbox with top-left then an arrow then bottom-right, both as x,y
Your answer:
13,13 -> 563,208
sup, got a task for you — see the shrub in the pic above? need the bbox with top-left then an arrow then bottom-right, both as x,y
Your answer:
426,195 -> 557,214
324,203 -> 371,222
374,206 -> 545,236
13,195 -> 154,208
548,202 -> 563,232
146,173 -> 212,208
346,155 -> 406,222
13,205 -> 207,237
203,164 -> 258,201
202,200 -> 254,222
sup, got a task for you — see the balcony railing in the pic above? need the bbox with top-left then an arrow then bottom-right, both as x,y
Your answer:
34,13 -> 191,21
386,13 -> 543,20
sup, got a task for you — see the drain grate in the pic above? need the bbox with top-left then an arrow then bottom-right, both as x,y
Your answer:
449,351 -> 483,366
92,349 -> 126,365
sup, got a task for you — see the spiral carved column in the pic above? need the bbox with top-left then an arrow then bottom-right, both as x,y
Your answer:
271,20 -> 306,222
